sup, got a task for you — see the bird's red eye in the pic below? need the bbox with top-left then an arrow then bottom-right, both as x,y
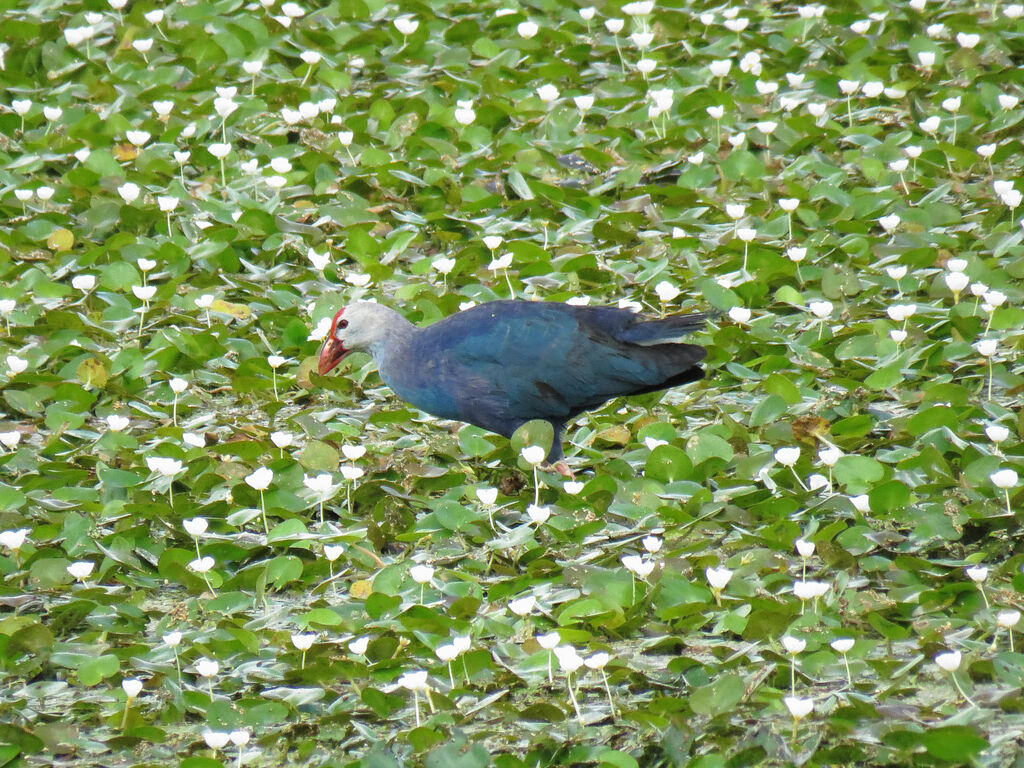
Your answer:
338,319 -> 349,330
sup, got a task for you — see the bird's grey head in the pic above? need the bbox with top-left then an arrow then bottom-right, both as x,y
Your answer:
317,301 -> 401,374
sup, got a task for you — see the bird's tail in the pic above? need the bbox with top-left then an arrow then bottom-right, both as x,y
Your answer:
620,312 -> 710,346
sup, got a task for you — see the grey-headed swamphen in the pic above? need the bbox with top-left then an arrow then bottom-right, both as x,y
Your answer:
317,300 -> 707,474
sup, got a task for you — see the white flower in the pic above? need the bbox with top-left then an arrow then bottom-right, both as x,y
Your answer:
508,595 -> 536,616
831,638 -> 854,653
793,580 -> 829,600
850,494 -> 870,512
999,94 -> 1020,110
106,414 -> 129,432
195,658 -> 219,677
432,258 -> 456,275
945,272 -> 969,293
775,447 -> 801,466
118,183 -> 140,203
795,538 -> 815,558
784,696 -> 814,719
706,566 -> 733,590
585,651 -> 610,669
998,610 -> 1021,628
482,235 -> 503,251
126,130 -> 150,147
163,631 -> 182,647
786,247 -> 807,262
886,303 -> 916,321
605,18 -> 624,33
991,469 -> 1018,489
984,289 -> 1007,307
5,356 -> 27,375
291,632 -> 316,650
975,339 -> 998,357
517,20 -> 538,38
188,556 -> 215,573
985,424 -> 1010,443
0,529 -> 30,550
573,94 -> 595,111
146,456 -> 182,477
934,650 -> 961,672
527,504 -> 551,524
348,636 -> 369,654
808,300 -> 833,319
122,678 -> 144,698
917,51 -> 936,67
436,643 -> 459,662
536,84 -> 560,103
169,377 -> 187,394
67,561 -> 95,580
184,517 -> 208,536
268,157 -> 292,175
245,467 -> 273,490
204,732 -> 230,750
654,281 -> 680,303
208,143 -> 231,159
521,445 -> 546,465
229,730 -> 250,747
553,645 -> 584,672
157,196 -> 179,213
474,487 -> 498,505
636,59 -> 656,75
965,565 -> 989,583
537,631 -> 560,649
394,16 -> 418,35
307,248 -> 330,270
454,105 -> 475,125
270,431 -> 293,449
642,535 -> 662,553
782,635 -> 806,654
919,115 -> 940,134
409,564 -> 434,584
621,554 -> 655,578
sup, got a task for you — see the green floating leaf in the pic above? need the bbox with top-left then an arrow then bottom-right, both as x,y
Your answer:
833,455 -> 884,492
921,726 -> 987,761
645,444 -> 693,483
689,674 -> 745,717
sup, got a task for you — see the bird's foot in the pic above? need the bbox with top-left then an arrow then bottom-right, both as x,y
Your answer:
549,461 -> 575,479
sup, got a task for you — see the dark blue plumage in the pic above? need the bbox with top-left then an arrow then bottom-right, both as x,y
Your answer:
319,300 -> 707,466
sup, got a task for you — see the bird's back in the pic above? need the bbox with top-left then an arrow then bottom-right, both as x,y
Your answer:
381,301 -> 706,439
